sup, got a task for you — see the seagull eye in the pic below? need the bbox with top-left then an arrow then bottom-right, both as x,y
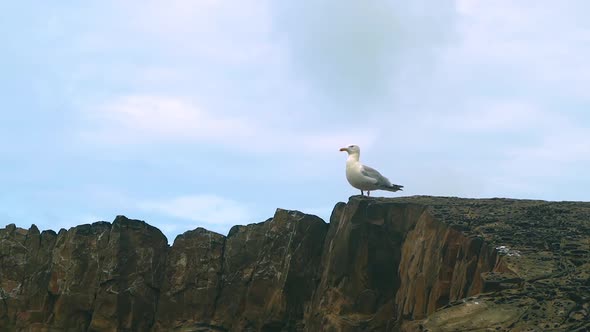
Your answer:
349,145 -> 353,148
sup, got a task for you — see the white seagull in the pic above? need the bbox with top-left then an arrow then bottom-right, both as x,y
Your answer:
339,144 -> 403,196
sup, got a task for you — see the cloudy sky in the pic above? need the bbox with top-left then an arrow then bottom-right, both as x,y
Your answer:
1,1 -> 589,242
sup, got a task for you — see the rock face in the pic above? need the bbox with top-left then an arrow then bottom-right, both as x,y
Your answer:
306,197 -> 503,331
0,209 -> 328,332
397,197 -> 590,332
0,216 -> 168,332
1,196 -> 589,331
152,227 -> 225,331
152,209 -> 328,331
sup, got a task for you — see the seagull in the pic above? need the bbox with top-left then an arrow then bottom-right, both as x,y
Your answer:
339,144 -> 403,196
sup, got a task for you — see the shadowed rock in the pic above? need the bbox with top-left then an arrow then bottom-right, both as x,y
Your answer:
209,209 -> 328,331
151,208 -> 329,332
152,227 -> 226,331
1,216 -> 168,332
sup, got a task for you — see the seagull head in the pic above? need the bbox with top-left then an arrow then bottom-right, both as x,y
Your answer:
339,144 -> 360,155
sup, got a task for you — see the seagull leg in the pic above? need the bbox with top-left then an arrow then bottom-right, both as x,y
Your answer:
361,190 -> 364,196
367,191 -> 371,197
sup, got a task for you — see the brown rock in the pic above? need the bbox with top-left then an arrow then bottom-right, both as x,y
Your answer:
88,216 -> 168,332
47,222 -> 113,330
308,196 -> 590,331
1,216 -> 168,332
396,197 -> 590,331
308,200 -> 399,330
395,212 -> 496,320
2,196 -> 590,331
0,224 -> 58,331
152,227 -> 225,331
210,208 -> 328,331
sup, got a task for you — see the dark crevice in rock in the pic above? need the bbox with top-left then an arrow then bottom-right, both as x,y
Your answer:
211,236 -> 228,324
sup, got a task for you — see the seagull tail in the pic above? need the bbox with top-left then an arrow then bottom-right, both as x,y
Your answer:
380,184 -> 403,192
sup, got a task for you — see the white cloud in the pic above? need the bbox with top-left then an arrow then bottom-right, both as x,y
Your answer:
80,94 -> 378,154
449,0 -> 590,93
272,0 -> 456,104
84,95 -> 255,144
118,0 -> 276,65
138,194 -> 250,226
486,108 -> 590,181
417,98 -> 589,168
508,128 -> 590,166
423,100 -> 542,132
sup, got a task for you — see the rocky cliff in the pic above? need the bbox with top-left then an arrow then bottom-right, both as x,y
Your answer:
1,196 -> 589,331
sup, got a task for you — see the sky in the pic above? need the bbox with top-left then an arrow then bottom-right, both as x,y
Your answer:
1,0 -> 589,243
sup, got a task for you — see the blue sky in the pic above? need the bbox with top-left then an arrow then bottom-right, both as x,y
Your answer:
1,0 -> 589,243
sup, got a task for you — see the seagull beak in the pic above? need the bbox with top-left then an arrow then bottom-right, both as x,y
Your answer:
339,147 -> 348,152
